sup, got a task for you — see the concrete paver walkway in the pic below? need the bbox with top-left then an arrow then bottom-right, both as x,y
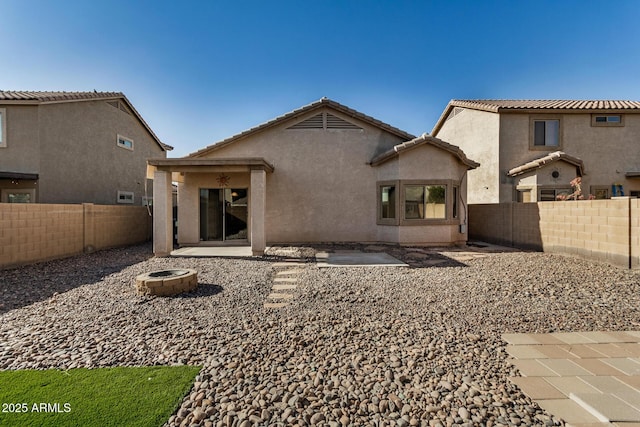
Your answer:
503,331 -> 640,426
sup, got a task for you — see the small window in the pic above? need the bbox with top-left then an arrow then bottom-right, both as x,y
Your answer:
405,185 -> 446,219
592,114 -> 623,127
452,186 -> 459,218
117,191 -> 134,204
532,119 -> 560,147
0,108 -> 6,148
117,135 -> 134,150
1,189 -> 35,203
380,186 -> 396,219
539,188 -> 571,201
591,186 -> 609,199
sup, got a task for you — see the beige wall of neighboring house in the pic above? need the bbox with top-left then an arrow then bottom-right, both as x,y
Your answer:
434,108 -> 500,203
150,98 -> 478,255
0,91 -> 170,205
433,100 -> 640,203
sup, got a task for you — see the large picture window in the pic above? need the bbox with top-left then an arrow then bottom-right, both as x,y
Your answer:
404,185 -> 446,219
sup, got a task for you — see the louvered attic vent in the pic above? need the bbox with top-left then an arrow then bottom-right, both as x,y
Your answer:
106,100 -> 132,116
287,112 -> 362,130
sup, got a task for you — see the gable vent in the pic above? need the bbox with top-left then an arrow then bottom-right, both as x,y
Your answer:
288,113 -> 324,129
287,112 -> 362,130
106,100 -> 132,116
446,107 -> 464,122
326,113 -> 362,129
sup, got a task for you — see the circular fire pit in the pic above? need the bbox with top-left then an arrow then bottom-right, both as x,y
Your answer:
135,269 -> 198,296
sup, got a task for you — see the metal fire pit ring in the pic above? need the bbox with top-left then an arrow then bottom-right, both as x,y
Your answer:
135,269 -> 198,296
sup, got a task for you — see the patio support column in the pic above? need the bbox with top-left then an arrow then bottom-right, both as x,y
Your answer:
153,170 -> 173,256
250,168 -> 266,256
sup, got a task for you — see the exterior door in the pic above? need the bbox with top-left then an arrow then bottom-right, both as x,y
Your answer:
199,188 -> 248,241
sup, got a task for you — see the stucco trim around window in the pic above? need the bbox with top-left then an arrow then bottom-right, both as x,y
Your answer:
0,108 -> 6,148
377,180 -> 400,225
529,116 -> 562,151
591,114 -> 624,127
117,134 -> 134,151
117,190 -> 134,204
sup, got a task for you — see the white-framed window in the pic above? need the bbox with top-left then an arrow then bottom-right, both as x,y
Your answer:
0,108 -> 6,148
592,114 -> 624,127
117,135 -> 134,151
117,190 -> 134,204
531,118 -> 560,148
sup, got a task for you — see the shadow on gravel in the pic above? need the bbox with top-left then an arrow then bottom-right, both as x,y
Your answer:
0,244 -> 153,315
178,284 -> 223,298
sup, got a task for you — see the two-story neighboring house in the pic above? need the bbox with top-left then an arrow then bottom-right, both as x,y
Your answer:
0,91 -> 171,204
431,100 -> 640,203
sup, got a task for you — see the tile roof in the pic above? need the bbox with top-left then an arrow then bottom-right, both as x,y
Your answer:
189,97 -> 416,158
0,91 -> 124,102
432,99 -> 640,136
369,133 -> 480,169
507,151 -> 584,177
0,91 -> 171,151
449,99 -> 640,112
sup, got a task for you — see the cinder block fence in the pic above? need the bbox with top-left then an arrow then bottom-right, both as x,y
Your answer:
469,197 -> 640,269
0,203 -> 152,268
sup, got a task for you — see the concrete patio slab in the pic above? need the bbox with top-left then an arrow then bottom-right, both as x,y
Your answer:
602,359 -> 640,376
171,246 -> 257,257
552,332 -> 598,345
573,359 -> 626,376
539,359 -> 593,376
544,377 -> 600,396
316,251 -> 408,268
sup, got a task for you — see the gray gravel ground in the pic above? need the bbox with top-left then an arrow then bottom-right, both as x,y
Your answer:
1,243 -> 639,426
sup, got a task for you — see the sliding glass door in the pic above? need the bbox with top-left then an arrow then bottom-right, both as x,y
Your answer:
199,188 -> 248,241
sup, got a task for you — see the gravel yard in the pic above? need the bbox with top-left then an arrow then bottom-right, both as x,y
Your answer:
1,243 -> 639,426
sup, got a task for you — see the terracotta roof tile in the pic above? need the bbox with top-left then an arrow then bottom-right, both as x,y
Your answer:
369,133 -> 480,169
507,151 -> 584,177
449,99 -> 640,112
432,99 -> 640,136
0,91 -> 125,102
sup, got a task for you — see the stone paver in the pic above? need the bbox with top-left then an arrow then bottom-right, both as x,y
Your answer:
504,331 -> 640,424
508,376 -> 566,399
264,265 -> 304,308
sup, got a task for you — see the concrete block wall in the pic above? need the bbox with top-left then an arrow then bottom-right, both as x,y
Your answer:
0,203 -> 151,269
470,198 -> 637,268
88,205 -> 152,250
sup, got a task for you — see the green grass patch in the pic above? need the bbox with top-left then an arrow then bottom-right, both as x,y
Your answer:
0,366 -> 201,427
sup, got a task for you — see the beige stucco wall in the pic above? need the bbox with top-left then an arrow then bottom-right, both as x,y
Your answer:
191,107 -> 405,243
500,113 -> 640,201
436,109 -> 500,203
180,107 -> 473,246
374,144 -> 470,245
513,161 -> 578,200
0,99 -> 166,205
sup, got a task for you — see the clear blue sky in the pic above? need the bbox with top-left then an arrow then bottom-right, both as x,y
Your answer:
2,0 -> 639,157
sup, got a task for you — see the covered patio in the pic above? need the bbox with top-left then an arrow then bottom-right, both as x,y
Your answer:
147,158 -> 274,257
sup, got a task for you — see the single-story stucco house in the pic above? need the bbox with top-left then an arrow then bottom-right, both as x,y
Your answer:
148,98 -> 479,256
